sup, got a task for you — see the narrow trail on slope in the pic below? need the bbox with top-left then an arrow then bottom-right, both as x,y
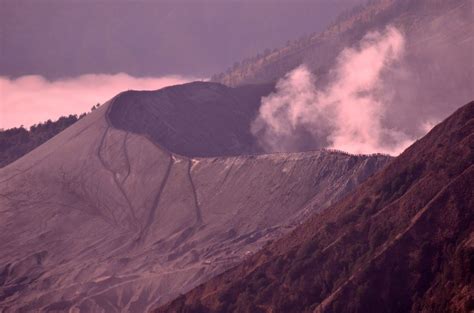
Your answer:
97,125 -> 140,231
136,154 -> 174,243
96,125 -> 119,225
105,94 -> 181,244
187,159 -> 203,226
121,132 -> 131,185
150,158 -> 206,252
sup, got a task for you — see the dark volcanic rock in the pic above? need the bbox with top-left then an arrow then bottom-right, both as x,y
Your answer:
108,82 -> 274,157
155,101 -> 474,313
0,87 -> 390,312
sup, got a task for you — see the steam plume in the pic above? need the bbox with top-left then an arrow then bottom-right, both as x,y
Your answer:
252,27 -> 415,156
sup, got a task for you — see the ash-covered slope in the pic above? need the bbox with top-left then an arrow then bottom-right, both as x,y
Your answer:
156,101 -> 474,313
0,83 -> 390,312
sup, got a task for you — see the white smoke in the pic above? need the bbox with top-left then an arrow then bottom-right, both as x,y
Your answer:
0,73 -> 195,129
252,27 -> 417,156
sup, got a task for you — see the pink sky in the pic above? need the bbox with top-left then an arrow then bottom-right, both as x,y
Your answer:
0,74 -> 194,129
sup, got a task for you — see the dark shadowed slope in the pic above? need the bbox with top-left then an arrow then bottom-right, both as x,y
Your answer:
0,84 -> 390,312
108,82 -> 274,157
155,101 -> 474,313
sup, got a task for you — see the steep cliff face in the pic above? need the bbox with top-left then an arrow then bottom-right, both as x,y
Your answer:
0,84 -> 390,312
155,101 -> 473,313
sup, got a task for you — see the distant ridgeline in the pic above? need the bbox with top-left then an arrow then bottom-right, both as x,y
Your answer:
212,0 -> 471,88
0,105 -> 100,168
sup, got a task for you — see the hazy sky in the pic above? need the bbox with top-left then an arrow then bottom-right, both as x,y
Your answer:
0,0 -> 364,79
0,74 -> 194,129
0,0 -> 366,129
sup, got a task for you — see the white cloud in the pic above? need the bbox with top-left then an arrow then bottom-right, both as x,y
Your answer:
0,73 -> 194,129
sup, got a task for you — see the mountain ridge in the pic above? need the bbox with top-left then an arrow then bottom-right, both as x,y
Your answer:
213,0 -> 471,88
155,100 -> 474,313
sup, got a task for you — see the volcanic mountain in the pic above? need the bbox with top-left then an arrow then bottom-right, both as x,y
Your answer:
156,101 -> 474,313
0,82 -> 390,312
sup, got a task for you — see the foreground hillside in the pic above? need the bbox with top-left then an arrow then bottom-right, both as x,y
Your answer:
0,82 -> 390,312
156,101 -> 473,313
